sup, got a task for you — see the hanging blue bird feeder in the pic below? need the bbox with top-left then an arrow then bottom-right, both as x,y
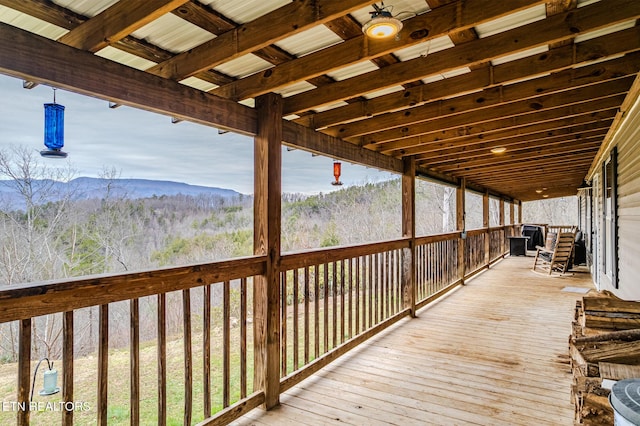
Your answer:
41,90 -> 67,158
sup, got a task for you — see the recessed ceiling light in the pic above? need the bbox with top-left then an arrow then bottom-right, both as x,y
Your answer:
490,147 -> 507,154
535,189 -> 543,193
543,194 -> 549,198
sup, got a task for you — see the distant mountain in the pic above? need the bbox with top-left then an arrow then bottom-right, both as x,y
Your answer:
0,177 -> 241,210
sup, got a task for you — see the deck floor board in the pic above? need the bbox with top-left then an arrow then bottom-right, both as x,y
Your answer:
233,256 -> 593,425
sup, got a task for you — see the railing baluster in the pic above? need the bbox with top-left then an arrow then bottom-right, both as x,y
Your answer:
183,289 -> 193,422
373,253 -> 383,324
323,263 -> 329,353
314,265 -> 320,359
129,301 -> 139,426
293,270 -> 299,371
223,281 -> 230,407
383,252 -> 388,319
368,254 -> 373,329
332,261 -> 338,349
240,278 -> 247,399
17,319 -> 30,426
157,294 -> 166,426
348,258 -> 353,340
281,271 -> 287,376
355,257 -> 360,335
98,304 -> 108,426
304,266 -> 310,365
340,259 -> 345,344
313,265 -> 320,358
203,285 -> 211,416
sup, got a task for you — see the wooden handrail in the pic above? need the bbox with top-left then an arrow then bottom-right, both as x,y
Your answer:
280,238 -> 410,269
0,255 -> 267,323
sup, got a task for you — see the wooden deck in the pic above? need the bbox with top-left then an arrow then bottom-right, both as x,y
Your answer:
233,256 -> 594,426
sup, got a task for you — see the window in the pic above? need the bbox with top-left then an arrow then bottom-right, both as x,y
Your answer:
602,147 -> 618,288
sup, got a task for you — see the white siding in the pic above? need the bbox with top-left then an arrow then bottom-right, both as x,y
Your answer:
593,89 -> 640,300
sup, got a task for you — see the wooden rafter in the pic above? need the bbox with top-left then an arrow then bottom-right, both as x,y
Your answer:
283,0 -> 640,115
296,25 -> 640,129
147,0 -> 375,80
57,0 -> 189,52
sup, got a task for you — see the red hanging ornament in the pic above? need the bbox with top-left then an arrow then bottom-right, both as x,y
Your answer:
332,161 -> 343,186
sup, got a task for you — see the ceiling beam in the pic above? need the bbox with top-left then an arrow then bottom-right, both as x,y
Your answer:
296,25 -> 640,130
210,0 -> 545,101
281,121 -> 403,174
358,79 -> 632,145
414,122 -> 611,162
0,22 -> 256,133
457,156 -> 595,178
326,53 -> 639,139
403,112 -> 616,158
147,0 -> 374,80
57,0 -> 189,52
375,99 -> 622,154
283,0 -> 640,115
432,137 -> 603,173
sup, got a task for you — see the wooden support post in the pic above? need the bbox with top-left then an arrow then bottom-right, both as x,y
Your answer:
518,200 -> 523,224
456,178 -> 466,284
63,311 -> 74,426
499,199 -> 506,254
402,157 -> 416,317
17,319 -> 30,426
510,201 -> 515,226
98,304 -> 109,426
483,191 -> 490,267
254,92 -> 282,410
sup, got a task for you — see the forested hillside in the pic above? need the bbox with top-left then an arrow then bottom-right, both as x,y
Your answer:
0,145 -> 576,363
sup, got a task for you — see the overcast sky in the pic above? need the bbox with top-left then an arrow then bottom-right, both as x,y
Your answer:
0,73 -> 395,195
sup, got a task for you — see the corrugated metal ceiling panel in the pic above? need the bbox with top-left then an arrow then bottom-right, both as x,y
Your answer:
198,0 -> 291,24
275,25 -> 344,57
475,4 -> 547,38
53,0 -> 117,17
274,81 -> 317,98
491,45 -> 549,66
363,85 -> 405,99
326,60 -> 379,81
421,67 -> 471,84
180,76 -> 219,92
0,5 -> 67,40
132,13 -> 215,54
95,46 -> 157,70
574,19 -> 637,43
393,35 -> 454,61
213,54 -> 273,79
314,101 -> 349,113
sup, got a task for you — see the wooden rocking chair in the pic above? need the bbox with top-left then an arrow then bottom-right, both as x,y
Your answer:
532,231 -> 576,275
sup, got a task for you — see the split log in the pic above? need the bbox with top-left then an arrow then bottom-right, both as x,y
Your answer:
580,340 -> 640,364
599,361 -> 640,380
573,328 -> 640,344
582,297 -> 640,330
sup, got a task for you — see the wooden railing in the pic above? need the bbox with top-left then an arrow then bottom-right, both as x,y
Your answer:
0,226 -> 515,425
415,232 -> 461,308
547,225 -> 578,234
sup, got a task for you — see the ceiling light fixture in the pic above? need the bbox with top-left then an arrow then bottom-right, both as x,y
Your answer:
535,189 -> 543,194
362,3 -> 403,39
490,147 -> 507,154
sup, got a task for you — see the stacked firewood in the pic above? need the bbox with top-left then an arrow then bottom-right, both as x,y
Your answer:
570,293 -> 640,425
